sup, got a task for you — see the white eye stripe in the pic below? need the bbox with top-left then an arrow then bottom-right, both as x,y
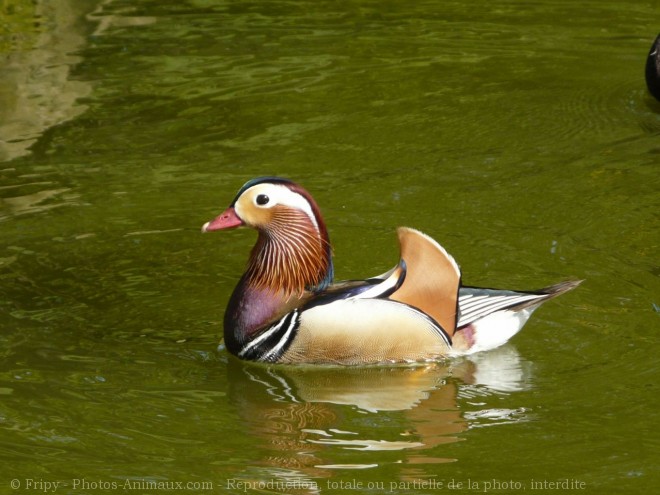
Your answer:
284,190 -> 319,231
242,184 -> 319,231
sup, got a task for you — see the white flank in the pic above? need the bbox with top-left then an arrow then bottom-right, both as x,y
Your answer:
457,307 -> 535,355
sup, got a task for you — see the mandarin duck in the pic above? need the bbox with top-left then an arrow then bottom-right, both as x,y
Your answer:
202,177 -> 580,365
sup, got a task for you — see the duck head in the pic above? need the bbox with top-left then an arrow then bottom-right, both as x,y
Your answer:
203,177 -> 334,298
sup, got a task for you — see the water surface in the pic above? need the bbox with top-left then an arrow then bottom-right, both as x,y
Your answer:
1,1 -> 659,494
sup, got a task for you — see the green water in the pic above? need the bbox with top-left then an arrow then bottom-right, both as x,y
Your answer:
1,0 -> 659,494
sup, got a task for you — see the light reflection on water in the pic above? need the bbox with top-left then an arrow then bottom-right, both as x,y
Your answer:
0,0 -> 658,492
225,346 -> 531,478
0,2 -> 90,162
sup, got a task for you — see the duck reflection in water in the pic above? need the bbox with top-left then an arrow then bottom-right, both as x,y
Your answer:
223,346 -> 531,489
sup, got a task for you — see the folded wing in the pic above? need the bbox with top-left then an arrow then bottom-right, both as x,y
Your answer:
388,227 -> 461,336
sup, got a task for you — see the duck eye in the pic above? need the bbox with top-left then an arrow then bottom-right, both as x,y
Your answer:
256,194 -> 270,206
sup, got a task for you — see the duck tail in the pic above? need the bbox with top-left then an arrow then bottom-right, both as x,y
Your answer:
537,279 -> 583,299
451,279 -> 582,355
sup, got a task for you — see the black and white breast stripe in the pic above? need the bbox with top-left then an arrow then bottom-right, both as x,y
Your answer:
457,289 -> 547,328
238,310 -> 300,362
